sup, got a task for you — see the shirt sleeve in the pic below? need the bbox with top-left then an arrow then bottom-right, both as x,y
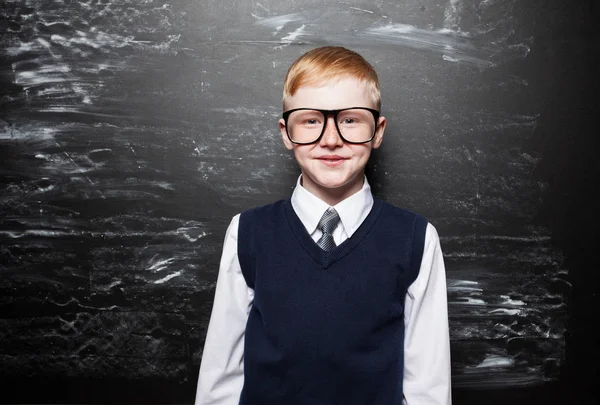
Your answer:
195,214 -> 254,405
403,223 -> 452,405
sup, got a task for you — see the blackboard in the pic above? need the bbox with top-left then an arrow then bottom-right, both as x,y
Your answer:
1,0 -> 597,404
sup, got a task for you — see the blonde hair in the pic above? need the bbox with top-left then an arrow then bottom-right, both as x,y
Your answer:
282,46 -> 381,110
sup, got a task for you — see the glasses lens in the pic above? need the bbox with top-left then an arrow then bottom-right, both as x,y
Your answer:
287,110 -> 325,143
287,109 -> 376,144
337,109 -> 376,143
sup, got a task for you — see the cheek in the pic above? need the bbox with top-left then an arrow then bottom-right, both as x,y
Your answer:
351,145 -> 372,160
292,147 -> 312,164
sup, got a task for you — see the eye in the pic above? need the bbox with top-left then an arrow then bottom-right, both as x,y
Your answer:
341,117 -> 357,124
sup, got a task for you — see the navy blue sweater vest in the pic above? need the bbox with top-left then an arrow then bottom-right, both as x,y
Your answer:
237,198 -> 427,405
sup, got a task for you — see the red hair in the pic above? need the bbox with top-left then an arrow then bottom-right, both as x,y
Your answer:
282,46 -> 381,110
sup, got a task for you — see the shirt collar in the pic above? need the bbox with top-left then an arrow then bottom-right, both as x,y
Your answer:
290,175 -> 374,238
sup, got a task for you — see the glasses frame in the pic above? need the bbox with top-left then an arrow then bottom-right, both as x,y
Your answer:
282,107 -> 381,145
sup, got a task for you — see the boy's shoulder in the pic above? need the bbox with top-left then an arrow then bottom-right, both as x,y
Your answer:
238,199 -> 291,229
239,198 -> 430,226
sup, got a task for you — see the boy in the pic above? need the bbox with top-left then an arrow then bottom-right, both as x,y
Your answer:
196,46 -> 451,405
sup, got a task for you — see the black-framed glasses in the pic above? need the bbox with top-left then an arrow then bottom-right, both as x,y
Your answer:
282,107 -> 380,145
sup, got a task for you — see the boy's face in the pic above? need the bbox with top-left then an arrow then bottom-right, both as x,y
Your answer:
279,76 -> 386,203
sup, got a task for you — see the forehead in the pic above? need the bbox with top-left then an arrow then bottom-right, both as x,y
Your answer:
286,77 -> 374,110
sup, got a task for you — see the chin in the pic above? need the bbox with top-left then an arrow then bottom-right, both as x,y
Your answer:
314,174 -> 357,190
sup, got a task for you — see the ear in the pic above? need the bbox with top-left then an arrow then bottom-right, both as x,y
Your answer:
280,118 -> 294,150
372,116 -> 386,149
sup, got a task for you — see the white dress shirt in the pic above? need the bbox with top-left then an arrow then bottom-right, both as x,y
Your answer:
195,177 -> 451,405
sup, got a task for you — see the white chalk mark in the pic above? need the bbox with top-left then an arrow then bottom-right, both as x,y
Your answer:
281,24 -> 306,43
192,139 -> 201,156
154,270 -> 183,284
1,230 -> 74,238
54,140 -> 94,184
447,279 -> 483,293
452,280 -> 479,286
251,12 -> 520,67
177,227 -> 208,242
500,295 -> 526,306
443,54 -> 459,62
457,297 -> 486,305
147,257 -> 176,272
475,355 -> 514,368
441,234 -> 550,243
349,7 -> 374,14
489,308 -> 521,315
212,106 -> 278,117
106,280 -> 123,290
256,3 -> 270,12
363,24 -> 495,67
90,148 -> 112,154
255,13 -> 304,31
50,297 -> 118,311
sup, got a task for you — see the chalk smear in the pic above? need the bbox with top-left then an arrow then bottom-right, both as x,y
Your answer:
255,13 -> 305,32
475,355 -> 515,368
281,24 -> 307,44
252,8 -> 531,67
154,270 -> 183,284
363,24 -> 496,67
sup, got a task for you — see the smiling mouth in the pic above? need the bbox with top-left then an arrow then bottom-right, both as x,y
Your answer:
318,156 -> 348,166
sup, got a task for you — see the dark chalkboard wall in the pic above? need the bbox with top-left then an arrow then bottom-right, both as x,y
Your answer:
1,0 -> 597,404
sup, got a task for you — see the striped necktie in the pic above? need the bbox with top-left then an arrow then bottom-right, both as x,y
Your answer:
316,208 -> 340,252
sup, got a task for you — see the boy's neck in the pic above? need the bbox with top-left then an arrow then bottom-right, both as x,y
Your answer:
300,173 -> 365,206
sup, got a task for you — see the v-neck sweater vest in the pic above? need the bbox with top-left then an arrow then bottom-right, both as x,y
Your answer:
237,198 -> 427,405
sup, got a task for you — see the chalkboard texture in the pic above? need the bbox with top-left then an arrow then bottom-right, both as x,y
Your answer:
1,0 -> 597,404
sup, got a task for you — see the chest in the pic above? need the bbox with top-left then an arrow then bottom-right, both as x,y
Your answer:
250,233 -> 410,349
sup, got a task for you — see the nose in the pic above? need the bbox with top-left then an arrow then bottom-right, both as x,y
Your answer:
319,115 -> 344,148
